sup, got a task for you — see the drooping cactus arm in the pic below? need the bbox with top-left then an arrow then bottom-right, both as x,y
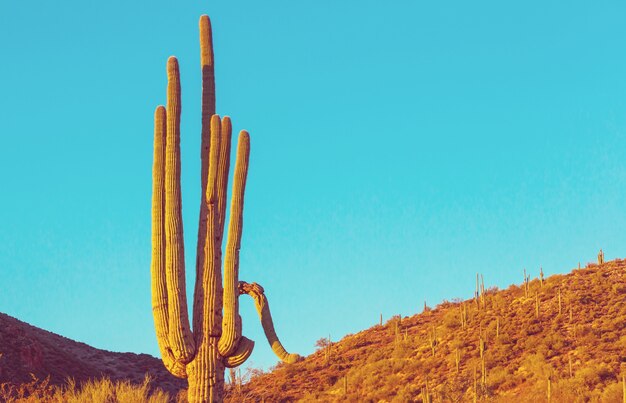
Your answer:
192,15 -> 216,341
218,130 -> 249,357
164,57 -> 196,363
224,335 -> 254,368
239,281 -> 302,364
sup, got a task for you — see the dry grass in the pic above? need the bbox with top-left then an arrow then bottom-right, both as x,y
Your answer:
0,374 -> 181,403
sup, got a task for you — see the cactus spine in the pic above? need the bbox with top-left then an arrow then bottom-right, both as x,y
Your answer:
150,15 -> 299,402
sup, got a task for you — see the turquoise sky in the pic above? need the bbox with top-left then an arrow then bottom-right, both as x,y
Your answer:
1,2 -> 625,372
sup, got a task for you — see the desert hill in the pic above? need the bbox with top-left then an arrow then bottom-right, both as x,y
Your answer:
0,312 -> 185,396
227,258 -> 626,402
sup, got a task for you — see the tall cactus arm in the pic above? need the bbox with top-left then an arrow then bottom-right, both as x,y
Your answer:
193,14 -> 216,341
200,114 -> 223,341
151,106 -> 187,378
151,106 -> 168,355
239,282 -> 302,364
199,15 -> 215,121
165,57 -> 196,363
216,117 -> 232,237
218,130 -> 249,357
186,115 -> 224,402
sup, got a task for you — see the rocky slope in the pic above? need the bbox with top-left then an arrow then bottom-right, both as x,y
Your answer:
228,258 -> 626,402
0,313 -> 184,395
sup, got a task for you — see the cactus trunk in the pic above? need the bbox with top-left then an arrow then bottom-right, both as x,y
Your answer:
187,344 -> 224,402
150,14 -> 300,403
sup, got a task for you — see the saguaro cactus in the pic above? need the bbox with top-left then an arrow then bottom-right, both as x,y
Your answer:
598,249 -> 605,265
150,15 -> 300,402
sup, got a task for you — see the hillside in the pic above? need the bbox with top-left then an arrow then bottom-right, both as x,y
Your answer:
227,258 -> 626,402
0,312 -> 185,396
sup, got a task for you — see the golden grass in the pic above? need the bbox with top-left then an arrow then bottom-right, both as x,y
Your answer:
0,374 -> 181,403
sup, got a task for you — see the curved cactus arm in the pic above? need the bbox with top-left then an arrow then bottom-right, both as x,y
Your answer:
218,130 -> 249,357
165,57 -> 195,363
193,14 -> 216,341
162,352 -> 188,379
239,281 -> 302,364
151,105 -> 189,378
223,336 -> 255,368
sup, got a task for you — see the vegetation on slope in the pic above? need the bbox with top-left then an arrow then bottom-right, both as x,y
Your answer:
0,313 -> 185,395
227,258 -> 626,402
0,375 -> 180,403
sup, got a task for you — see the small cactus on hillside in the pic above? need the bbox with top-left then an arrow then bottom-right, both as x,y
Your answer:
598,249 -> 605,265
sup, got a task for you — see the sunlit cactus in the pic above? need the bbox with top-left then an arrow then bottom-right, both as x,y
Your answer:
598,249 -> 605,265
150,15 -> 300,402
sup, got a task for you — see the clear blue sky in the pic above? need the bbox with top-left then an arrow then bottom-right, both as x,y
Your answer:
1,1 -> 625,371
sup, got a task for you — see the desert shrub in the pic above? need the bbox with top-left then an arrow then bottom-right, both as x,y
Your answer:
600,381 -> 623,402
486,365 -> 509,390
314,337 -> 331,351
575,364 -> 615,392
612,283 -> 626,294
391,342 -> 411,360
507,283 -> 521,293
442,308 -> 460,330
542,333 -> 566,358
520,353 -> 552,380
436,299 -> 456,310
366,347 -> 387,364
391,382 -> 419,402
385,315 -> 402,326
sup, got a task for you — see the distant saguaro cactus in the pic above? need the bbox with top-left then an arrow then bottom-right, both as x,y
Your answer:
428,325 -> 437,356
150,15 -> 300,402
598,249 -> 605,265
523,268 -> 530,298
535,292 -> 540,319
